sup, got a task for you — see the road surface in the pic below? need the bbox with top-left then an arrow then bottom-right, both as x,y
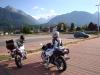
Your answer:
0,34 -> 77,54
0,37 -> 100,75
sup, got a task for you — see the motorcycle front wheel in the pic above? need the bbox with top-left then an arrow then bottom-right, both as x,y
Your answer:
55,56 -> 67,72
15,55 -> 22,68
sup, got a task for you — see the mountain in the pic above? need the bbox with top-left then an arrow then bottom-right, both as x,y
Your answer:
47,11 -> 99,26
0,6 -> 38,30
0,6 -> 99,31
37,16 -> 56,24
38,18 -> 48,24
94,12 -> 100,17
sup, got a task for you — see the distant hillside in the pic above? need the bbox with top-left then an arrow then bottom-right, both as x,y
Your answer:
0,6 -> 38,31
47,11 -> 99,26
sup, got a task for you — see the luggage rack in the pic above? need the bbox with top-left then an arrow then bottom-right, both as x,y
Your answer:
6,39 -> 16,51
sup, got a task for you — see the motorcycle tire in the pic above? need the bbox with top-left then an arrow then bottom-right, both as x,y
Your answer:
15,55 -> 22,68
55,56 -> 67,72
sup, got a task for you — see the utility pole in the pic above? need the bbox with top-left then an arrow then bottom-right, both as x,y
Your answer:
96,4 -> 100,35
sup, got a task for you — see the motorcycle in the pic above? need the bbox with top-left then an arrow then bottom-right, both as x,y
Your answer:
6,39 -> 26,68
41,43 -> 69,72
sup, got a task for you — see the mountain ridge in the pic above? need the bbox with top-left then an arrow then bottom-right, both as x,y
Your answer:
47,11 -> 99,26
0,6 -> 38,28
0,6 -> 99,29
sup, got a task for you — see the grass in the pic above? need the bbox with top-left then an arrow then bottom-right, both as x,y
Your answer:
0,55 -> 9,61
0,49 -> 41,61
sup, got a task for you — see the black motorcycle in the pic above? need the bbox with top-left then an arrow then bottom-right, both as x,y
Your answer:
41,43 -> 69,72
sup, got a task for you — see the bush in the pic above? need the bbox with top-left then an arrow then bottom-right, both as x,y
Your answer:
22,26 -> 32,34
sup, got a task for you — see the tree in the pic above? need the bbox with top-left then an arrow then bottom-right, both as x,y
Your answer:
70,23 -> 75,32
76,26 -> 81,31
22,25 -> 32,34
57,23 -> 67,32
99,26 -> 100,31
87,22 -> 98,31
81,25 -> 88,31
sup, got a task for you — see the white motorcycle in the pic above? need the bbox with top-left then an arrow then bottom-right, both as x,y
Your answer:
6,39 -> 27,68
41,43 -> 69,72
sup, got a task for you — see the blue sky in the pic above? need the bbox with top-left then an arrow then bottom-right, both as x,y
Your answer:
0,0 -> 99,19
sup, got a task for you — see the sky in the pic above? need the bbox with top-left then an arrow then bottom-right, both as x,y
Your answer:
0,0 -> 100,19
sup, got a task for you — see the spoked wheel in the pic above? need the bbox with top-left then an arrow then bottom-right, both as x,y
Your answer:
15,55 -> 22,68
55,57 -> 67,72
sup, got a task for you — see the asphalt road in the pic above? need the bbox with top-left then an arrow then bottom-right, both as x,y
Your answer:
0,34 -> 75,54
0,34 -> 74,46
0,37 -> 100,75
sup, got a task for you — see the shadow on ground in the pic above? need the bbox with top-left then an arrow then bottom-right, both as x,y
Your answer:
0,61 -> 65,75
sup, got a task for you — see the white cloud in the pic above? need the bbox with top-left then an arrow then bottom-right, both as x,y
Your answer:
33,6 -> 39,10
32,9 -> 59,20
48,9 -> 58,16
33,6 -> 45,11
40,8 -> 45,10
50,9 -> 55,13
